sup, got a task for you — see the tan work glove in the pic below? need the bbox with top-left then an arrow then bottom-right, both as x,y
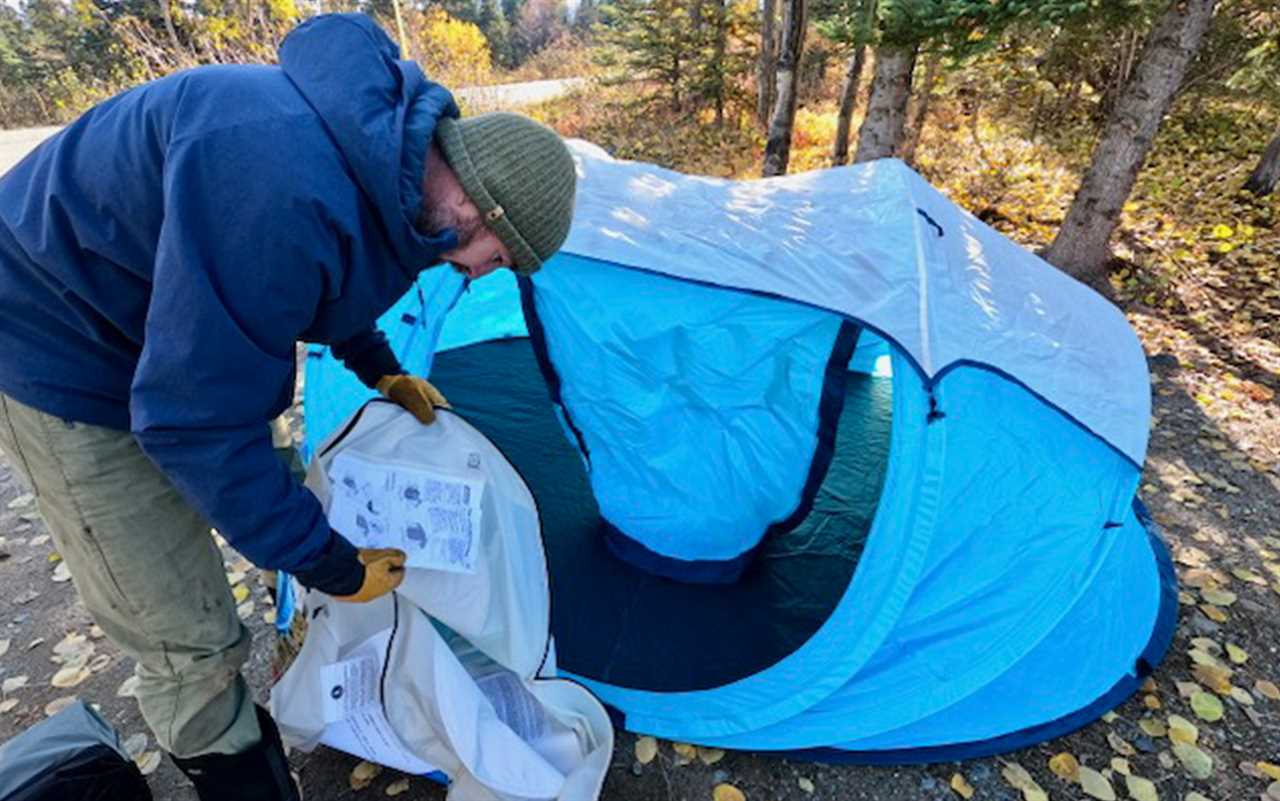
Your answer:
376,374 -> 449,425
333,548 -> 407,603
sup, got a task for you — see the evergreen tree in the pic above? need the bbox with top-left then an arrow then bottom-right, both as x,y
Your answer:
478,0 -> 514,66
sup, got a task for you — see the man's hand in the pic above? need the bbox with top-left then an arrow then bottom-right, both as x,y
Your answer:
376,374 -> 449,425
333,548 -> 407,603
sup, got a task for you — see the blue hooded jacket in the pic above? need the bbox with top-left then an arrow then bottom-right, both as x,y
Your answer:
0,14 -> 460,590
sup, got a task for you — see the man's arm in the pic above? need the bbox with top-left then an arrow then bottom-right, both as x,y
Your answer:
130,126 -> 362,592
332,326 -> 403,389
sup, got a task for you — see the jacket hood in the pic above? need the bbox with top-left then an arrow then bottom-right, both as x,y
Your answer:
279,14 -> 460,276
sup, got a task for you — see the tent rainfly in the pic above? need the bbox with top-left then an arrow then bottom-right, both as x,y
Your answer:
301,142 -> 1176,762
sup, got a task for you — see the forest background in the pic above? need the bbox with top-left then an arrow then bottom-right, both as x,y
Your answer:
2,0 -> 1278,299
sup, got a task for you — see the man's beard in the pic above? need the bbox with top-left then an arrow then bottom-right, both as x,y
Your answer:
417,203 -> 481,247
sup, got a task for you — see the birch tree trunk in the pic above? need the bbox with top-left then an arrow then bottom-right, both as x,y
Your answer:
852,44 -> 916,163
158,0 -> 183,55
831,0 -> 877,165
756,0 -> 778,129
1244,129 -> 1280,197
762,0 -> 806,176
899,50 -> 941,166
391,0 -> 410,60
1043,0 -> 1217,285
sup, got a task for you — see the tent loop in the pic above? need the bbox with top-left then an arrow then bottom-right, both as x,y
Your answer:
915,209 -> 945,238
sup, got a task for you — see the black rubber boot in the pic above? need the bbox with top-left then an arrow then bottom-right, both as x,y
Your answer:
171,706 -> 301,801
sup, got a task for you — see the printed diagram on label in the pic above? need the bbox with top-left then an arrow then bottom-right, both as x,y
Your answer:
328,452 -> 485,574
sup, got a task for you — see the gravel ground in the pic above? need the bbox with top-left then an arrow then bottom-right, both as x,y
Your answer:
2,304 -> 1278,801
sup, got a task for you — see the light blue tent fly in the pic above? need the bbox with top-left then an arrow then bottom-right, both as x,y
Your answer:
300,142 -> 1176,762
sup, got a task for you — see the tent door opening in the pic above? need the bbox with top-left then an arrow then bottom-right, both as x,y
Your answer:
428,332 -> 893,694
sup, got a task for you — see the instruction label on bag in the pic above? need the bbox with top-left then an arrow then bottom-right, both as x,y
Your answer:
328,452 -> 484,574
320,655 -> 380,724
316,628 -> 437,776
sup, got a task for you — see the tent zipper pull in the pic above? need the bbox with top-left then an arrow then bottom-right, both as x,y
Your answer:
926,392 -> 946,424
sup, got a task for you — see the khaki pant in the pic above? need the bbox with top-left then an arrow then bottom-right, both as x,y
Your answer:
0,392 -> 262,758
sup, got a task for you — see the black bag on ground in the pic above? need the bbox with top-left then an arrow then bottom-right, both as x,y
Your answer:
0,699 -> 152,801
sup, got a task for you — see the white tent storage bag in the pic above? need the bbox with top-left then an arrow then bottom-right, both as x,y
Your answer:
271,400 -> 613,801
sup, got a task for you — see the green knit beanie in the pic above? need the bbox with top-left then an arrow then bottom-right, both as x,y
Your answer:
435,112 -> 576,275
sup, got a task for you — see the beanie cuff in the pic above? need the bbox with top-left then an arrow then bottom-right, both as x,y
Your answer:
435,117 -> 542,275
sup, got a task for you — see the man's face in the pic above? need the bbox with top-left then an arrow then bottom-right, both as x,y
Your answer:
441,226 -> 513,280
421,190 -> 514,280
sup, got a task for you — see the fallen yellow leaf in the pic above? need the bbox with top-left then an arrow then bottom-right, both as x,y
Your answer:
1167,714 -> 1198,744
634,736 -> 658,765
1172,741 -> 1214,779
1192,663 -> 1233,694
1107,731 -> 1136,756
1201,588 -> 1237,606
350,760 -> 381,791
135,751 -> 162,776
1190,691 -> 1224,722
385,777 -> 411,796
49,665 -> 90,689
712,783 -> 745,801
1048,752 -> 1080,781
1124,774 -> 1158,801
1001,761 -> 1047,801
950,773 -> 975,799
1079,765 -> 1116,800
1199,604 -> 1228,623
672,742 -> 696,766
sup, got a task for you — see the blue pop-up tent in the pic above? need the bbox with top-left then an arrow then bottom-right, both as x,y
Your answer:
302,142 -> 1175,762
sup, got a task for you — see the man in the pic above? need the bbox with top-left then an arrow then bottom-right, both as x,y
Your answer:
0,13 -> 575,801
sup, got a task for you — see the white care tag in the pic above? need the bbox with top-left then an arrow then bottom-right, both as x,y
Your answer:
319,655 -> 381,724
328,452 -> 485,574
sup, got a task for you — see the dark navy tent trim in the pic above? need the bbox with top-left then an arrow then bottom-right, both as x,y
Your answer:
599,523 -> 756,585
518,276 -> 591,460
765,322 -> 861,536
785,501 -> 1177,765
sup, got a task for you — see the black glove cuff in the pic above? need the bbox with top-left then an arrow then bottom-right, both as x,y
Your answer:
292,531 -> 364,596
332,330 -> 406,390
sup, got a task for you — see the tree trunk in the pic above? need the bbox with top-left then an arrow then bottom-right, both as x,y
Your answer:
757,0 -> 778,129
899,50 -> 941,166
831,47 -> 868,165
158,0 -> 183,54
712,0 -> 728,127
830,0 -> 877,165
762,0 -> 807,177
1044,0 -> 1217,286
390,0 -> 410,59
1244,129 -> 1280,197
852,44 -> 916,163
